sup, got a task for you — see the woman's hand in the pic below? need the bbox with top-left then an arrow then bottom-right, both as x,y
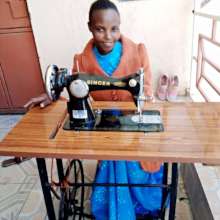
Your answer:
24,93 -> 52,110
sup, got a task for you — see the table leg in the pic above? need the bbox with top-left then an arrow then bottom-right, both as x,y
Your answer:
169,163 -> 178,220
56,159 -> 65,181
36,158 -> 56,220
56,159 -> 71,220
161,163 -> 169,219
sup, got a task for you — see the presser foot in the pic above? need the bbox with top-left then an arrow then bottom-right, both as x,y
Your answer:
1,157 -> 31,167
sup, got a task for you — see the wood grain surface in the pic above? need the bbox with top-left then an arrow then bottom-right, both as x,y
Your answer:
1,100 -> 220,164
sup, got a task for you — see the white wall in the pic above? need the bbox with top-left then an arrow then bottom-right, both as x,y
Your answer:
27,0 -> 194,95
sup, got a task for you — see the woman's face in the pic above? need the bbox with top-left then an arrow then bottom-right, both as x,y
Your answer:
89,9 -> 121,54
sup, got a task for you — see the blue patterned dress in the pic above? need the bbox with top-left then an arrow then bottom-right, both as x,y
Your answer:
91,41 -> 163,220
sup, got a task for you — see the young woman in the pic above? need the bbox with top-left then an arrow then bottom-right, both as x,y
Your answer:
73,1 -> 163,219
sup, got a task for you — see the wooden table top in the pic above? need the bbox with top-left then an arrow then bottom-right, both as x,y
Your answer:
1,100 -> 220,164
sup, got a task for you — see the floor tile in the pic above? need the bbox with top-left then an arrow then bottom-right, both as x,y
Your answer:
18,181 -> 47,220
0,159 -> 39,184
207,189 -> 220,215
213,166 -> 220,180
213,214 -> 220,220
154,95 -> 192,103
0,183 -> 35,219
83,160 -> 97,182
0,156 -> 11,163
0,128 -> 11,141
0,115 -> 23,129
195,163 -> 220,218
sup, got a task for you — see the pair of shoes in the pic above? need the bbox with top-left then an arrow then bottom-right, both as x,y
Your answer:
156,74 -> 179,101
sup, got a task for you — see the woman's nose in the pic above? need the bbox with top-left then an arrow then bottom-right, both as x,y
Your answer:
104,31 -> 112,40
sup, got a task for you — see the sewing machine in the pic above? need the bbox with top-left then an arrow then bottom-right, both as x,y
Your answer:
45,65 -> 163,132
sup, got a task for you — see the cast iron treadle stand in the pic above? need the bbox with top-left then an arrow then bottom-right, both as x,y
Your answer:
36,158 -> 178,220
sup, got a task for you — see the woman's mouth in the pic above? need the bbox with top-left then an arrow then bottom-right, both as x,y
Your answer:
98,42 -> 114,54
103,42 -> 113,47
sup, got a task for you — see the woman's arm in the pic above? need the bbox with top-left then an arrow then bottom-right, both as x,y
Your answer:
24,93 -> 52,110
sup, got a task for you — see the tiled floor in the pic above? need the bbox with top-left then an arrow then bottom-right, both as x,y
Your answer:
195,163 -> 220,219
0,115 -> 47,220
0,114 -> 193,220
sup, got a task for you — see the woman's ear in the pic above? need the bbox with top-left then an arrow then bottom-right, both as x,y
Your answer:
88,22 -> 92,32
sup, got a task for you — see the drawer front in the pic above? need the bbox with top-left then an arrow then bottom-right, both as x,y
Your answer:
0,0 -> 30,29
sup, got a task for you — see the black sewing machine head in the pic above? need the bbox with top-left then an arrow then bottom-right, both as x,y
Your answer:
45,65 -> 163,132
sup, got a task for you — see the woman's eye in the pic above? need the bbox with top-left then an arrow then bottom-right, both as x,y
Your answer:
112,27 -> 119,32
96,28 -> 104,32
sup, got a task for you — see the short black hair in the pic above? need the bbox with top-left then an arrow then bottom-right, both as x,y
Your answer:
89,0 -> 120,23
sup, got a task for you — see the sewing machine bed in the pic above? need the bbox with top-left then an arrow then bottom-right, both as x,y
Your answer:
63,109 -> 164,132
